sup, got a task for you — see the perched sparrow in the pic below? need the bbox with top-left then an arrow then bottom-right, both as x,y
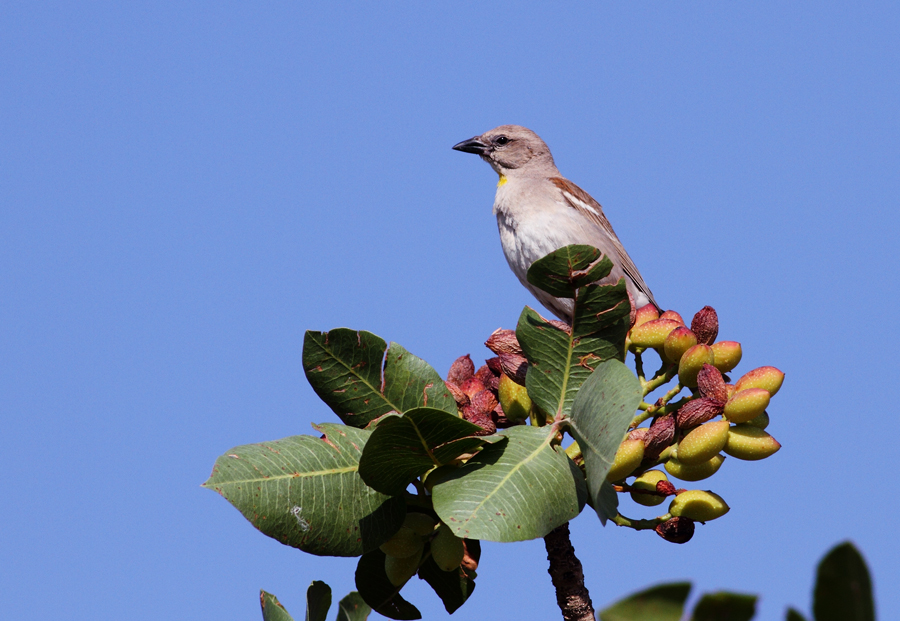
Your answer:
453,125 -> 659,320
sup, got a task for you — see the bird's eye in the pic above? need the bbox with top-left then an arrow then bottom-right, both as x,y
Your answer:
495,136 -> 510,146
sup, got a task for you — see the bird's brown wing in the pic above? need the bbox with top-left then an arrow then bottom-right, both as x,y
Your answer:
548,177 -> 659,309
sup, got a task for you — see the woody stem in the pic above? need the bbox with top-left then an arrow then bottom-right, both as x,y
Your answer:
543,522 -> 595,621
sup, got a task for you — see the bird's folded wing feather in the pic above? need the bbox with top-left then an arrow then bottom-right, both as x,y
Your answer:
548,177 -> 659,308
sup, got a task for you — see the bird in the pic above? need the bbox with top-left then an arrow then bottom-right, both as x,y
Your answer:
452,124 -> 658,320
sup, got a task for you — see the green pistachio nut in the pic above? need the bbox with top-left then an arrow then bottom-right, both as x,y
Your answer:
711,341 -> 743,373
403,512 -> 437,537
632,304 -> 659,327
659,310 -> 686,326
385,547 -> 423,586
633,304 -> 660,328
669,489 -> 730,521
431,524 -> 465,572
665,454 -> 725,481
746,411 -> 770,429
734,366 -> 785,396
724,424 -> 781,460
379,526 -> 423,559
676,420 -> 730,465
629,318 -> 680,349
724,384 -> 736,399
630,470 -> 669,507
663,326 -> 699,364
678,344 -> 715,387
606,438 -> 645,482
498,373 -> 532,421
723,388 -> 770,424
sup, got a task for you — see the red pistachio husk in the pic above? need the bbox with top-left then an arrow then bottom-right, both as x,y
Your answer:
644,414 -> 676,462
470,390 -> 499,416
445,381 -> 469,408
691,306 -> 719,345
484,328 -> 524,356
675,397 -> 725,429
459,376 -> 486,398
696,363 -> 728,402
655,517 -> 695,544
474,364 -> 495,385
461,405 -> 496,435
656,479 -> 677,496
447,354 -> 475,386
485,356 -> 503,377
499,352 -> 529,385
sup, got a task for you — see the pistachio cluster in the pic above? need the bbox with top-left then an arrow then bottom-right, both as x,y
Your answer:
379,511 -> 475,586
444,304 -> 782,546
612,304 -> 784,542
444,332 -> 535,434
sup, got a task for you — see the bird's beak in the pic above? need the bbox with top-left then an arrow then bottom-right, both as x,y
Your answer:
452,136 -> 489,155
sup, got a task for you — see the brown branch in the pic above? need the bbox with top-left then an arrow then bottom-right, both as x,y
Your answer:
543,522 -> 595,621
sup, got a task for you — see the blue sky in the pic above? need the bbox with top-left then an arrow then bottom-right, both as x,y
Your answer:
2,2 -> 898,620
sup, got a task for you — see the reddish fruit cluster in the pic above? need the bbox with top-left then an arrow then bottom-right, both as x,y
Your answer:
448,303 -> 783,546
445,329 -> 534,433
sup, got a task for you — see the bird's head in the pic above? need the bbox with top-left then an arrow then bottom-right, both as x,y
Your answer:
452,125 -> 557,178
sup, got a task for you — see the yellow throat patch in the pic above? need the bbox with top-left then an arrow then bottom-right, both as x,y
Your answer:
497,175 -> 508,188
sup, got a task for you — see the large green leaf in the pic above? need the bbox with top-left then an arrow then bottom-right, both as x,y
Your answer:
431,425 -> 586,542
567,359 -> 643,524
691,592 -> 757,621
517,247 -> 632,421
417,539 -> 480,614
786,609 -> 808,621
203,423 -> 405,557
303,330 -> 455,427
813,542 -> 874,621
335,592 -> 371,621
355,549 -> 421,620
306,581 -> 332,621
261,591 -> 297,621
359,407 -> 500,496
526,244 -> 615,298
599,582 -> 691,621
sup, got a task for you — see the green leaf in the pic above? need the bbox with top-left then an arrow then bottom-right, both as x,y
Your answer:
261,591 -> 297,621
203,423 -> 405,557
786,608 -> 808,621
567,359 -> 643,524
813,542 -> 874,621
335,592 -> 371,621
596,479 -> 619,520
599,582 -> 691,621
355,549 -> 422,620
526,245 -> 614,298
306,581 -> 332,621
691,591 -> 757,621
417,539 -> 480,614
359,407 -> 498,495
303,330 -> 455,428
517,249 -> 631,421
431,425 -> 586,542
